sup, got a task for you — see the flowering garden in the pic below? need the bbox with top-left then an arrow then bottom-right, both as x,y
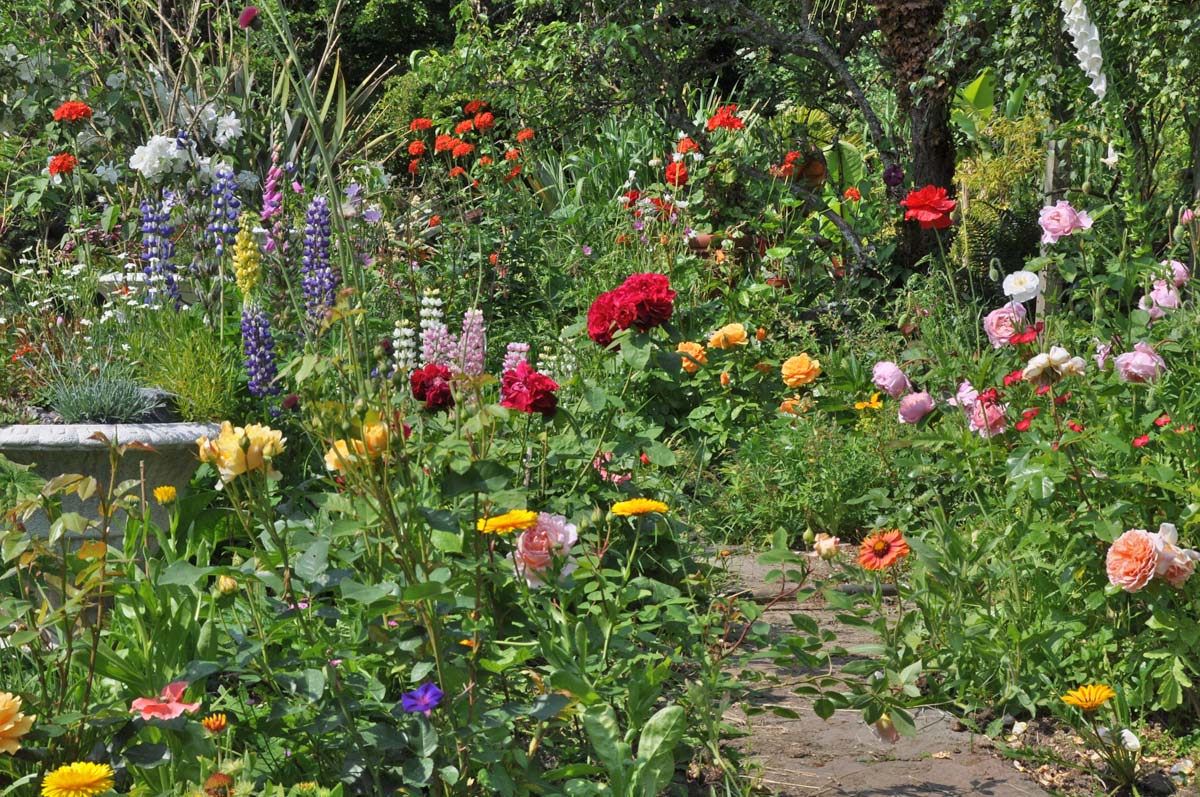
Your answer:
4,0 -> 1200,795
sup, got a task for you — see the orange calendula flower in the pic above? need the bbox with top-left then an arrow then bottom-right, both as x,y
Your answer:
203,772 -> 234,797
858,529 -> 910,570
1061,684 -> 1115,712
201,713 -> 228,734
708,323 -> 748,349
676,342 -> 707,373
40,762 -> 114,797
477,509 -> 538,534
781,354 -> 821,388
611,498 -> 668,516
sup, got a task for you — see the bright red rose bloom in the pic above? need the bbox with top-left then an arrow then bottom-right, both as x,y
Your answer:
619,272 -> 675,331
48,153 -> 77,176
500,361 -> 560,418
665,161 -> 688,187
411,364 -> 455,411
900,185 -> 956,229
587,289 -> 638,346
53,101 -> 92,123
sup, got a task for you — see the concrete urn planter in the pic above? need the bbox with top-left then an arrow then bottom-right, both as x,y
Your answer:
0,422 -> 219,537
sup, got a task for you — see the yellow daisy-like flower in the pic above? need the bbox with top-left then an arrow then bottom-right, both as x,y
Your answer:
476,509 -> 539,534
1060,684 -> 1116,712
40,762 -> 114,797
611,498 -> 669,516
0,692 -> 35,754
854,392 -> 883,410
153,485 -> 177,505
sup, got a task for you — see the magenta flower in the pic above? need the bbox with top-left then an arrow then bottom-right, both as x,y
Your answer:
238,6 -> 262,29
401,682 -> 444,716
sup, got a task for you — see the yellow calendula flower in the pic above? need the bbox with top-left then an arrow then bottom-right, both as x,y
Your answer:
153,485 -> 177,504
611,498 -> 669,516
854,392 -> 883,410
708,323 -> 748,350
477,509 -> 539,534
232,213 -> 262,296
201,712 -> 228,734
40,762 -> 114,797
0,692 -> 35,754
1061,684 -> 1116,712
781,354 -> 821,388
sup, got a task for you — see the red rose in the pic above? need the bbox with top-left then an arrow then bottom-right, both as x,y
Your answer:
409,118 -> 433,131
53,101 -> 92,123
411,363 -> 455,411
618,272 -> 675,331
408,140 -> 426,156
48,153 -> 77,176
587,289 -> 637,346
665,161 -> 688,187
500,361 -> 560,418
473,111 -> 495,131
900,185 -> 956,229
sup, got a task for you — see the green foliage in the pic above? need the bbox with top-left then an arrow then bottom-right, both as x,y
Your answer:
128,309 -> 243,422
44,365 -> 163,423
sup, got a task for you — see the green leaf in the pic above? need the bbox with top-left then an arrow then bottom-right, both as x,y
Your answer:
157,561 -> 215,587
634,705 -> 684,795
340,579 -> 394,604
294,538 -> 330,582
582,705 -> 629,791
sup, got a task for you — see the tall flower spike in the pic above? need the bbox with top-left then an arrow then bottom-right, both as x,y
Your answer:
502,341 -> 530,372
1060,0 -> 1106,100
140,193 -> 181,308
208,166 -> 241,256
232,213 -> 262,297
393,320 -> 418,373
458,308 -> 486,376
241,305 -> 281,396
301,195 -> 337,321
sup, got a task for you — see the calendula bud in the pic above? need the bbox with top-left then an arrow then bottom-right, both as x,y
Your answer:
720,372 -> 731,387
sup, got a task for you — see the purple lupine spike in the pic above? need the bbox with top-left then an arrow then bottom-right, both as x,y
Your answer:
241,304 -> 281,396
140,193 -> 181,308
457,308 -> 486,376
421,322 -> 458,370
301,195 -> 337,320
208,167 -> 241,256
262,147 -> 283,223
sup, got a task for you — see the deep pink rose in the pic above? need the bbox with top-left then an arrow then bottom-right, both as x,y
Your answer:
510,513 -> 578,587
871,361 -> 911,399
968,401 -> 1007,438
411,363 -> 455,411
982,302 -> 1027,348
587,289 -> 637,346
897,392 -> 935,424
500,361 -> 560,418
1114,342 -> 1166,383
1038,200 -> 1092,245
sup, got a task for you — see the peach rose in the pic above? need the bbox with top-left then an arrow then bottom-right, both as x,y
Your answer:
1106,529 -> 1160,592
676,341 -> 707,373
781,354 -> 821,388
708,323 -> 748,349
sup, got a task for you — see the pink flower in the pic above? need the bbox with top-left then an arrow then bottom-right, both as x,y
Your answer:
947,381 -> 978,412
131,681 -> 201,721
1138,280 -> 1180,321
509,513 -> 578,587
1165,259 -> 1190,287
1094,339 -> 1113,369
1114,342 -> 1166,383
982,302 -> 1027,348
592,452 -> 631,485
968,401 -> 1007,438
897,392 -> 935,424
1106,529 -> 1160,592
1151,523 -> 1199,589
871,361 -> 911,399
237,6 -> 261,29
1038,200 -> 1092,245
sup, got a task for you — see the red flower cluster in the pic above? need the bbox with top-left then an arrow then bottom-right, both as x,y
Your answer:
1132,434 -> 1150,448
408,159 -> 420,175
411,364 -> 454,411
449,166 -> 467,178
677,137 -> 699,154
1015,407 -> 1040,432
473,111 -> 494,131
505,149 -> 520,161
516,128 -> 535,143
463,100 -> 487,115
844,187 -> 861,201
434,134 -> 454,153
408,140 -> 426,156
665,161 -> 688,187
900,185 -> 956,229
48,153 -> 77,176
451,141 -> 475,158
706,104 -> 744,131
53,101 -> 92,123
586,273 -> 676,346
410,117 -> 433,131
500,361 -> 559,418
454,119 -> 474,135
1002,368 -> 1025,386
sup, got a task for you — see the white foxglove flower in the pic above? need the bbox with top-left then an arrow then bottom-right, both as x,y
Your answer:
1060,0 -> 1107,100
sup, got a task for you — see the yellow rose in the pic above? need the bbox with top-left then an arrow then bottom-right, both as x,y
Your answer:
362,422 -> 389,458
324,439 -> 366,471
708,323 -> 747,349
0,692 -> 35,754
781,354 -> 821,388
675,342 -> 707,373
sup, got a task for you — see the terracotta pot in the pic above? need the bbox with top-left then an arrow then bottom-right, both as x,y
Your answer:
688,233 -> 719,252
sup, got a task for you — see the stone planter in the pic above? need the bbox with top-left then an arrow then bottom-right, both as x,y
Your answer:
0,422 -> 218,538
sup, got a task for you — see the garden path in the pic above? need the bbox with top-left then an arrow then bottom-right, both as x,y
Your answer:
720,552 -> 1051,797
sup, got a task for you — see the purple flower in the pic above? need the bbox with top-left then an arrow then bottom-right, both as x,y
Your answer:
502,341 -> 529,372
208,167 -> 241,256
581,245 -> 593,256
241,305 -> 281,396
882,163 -> 905,188
363,206 -> 382,224
140,194 -> 181,308
457,308 -> 486,376
261,147 -> 283,222
401,682 -> 444,716
301,195 -> 338,322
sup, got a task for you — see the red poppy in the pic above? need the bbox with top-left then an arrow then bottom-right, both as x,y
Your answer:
900,185 -> 956,229
1015,418 -> 1033,432
1054,392 -> 1070,405
1132,434 -> 1151,448
500,361 -> 560,418
454,119 -> 474,135
621,189 -> 640,206
434,134 -> 454,153
978,387 -> 1001,404
1002,368 -> 1025,386
53,101 -> 92,122
706,104 -> 745,131
843,187 -> 862,201
407,158 -> 420,175
515,128 -> 534,143
411,364 -> 454,411
473,111 -> 494,131
463,100 -> 487,115
1008,323 -> 1043,345
1035,384 -> 1051,396
408,140 -> 426,156
409,118 -> 433,131
665,161 -> 688,187
858,529 -> 910,570
676,137 -> 699,154
647,196 -> 675,217
429,215 -> 440,227
48,153 -> 77,176
1022,408 -> 1040,420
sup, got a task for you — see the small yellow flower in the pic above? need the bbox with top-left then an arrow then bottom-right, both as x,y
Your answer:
216,575 -> 238,595
781,354 -> 821,388
1061,684 -> 1116,712
708,323 -> 748,349
40,762 -> 114,797
153,485 -> 177,505
0,692 -> 35,754
611,498 -> 669,516
854,392 -> 883,410
477,509 -> 539,534
323,439 -> 366,472
198,422 -> 285,487
201,713 -> 228,734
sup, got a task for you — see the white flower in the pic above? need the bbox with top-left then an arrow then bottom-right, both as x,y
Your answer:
1003,270 -> 1041,302
129,134 -> 190,180
1048,346 -> 1071,367
1060,0 -> 1106,101
1100,143 -> 1118,167
214,112 -> 244,147
648,157 -> 662,167
1097,725 -> 1111,743
95,162 -> 119,184
236,170 -> 259,191
1059,356 -> 1087,377
691,152 -> 705,162
1023,353 -> 1052,380
671,152 -> 683,162
1119,729 -> 1141,752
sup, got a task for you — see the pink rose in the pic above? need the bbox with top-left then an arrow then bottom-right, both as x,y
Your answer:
897,391 -> 935,424
982,303 -> 1027,348
1094,339 -> 1112,369
1138,280 -> 1180,321
591,452 -> 631,485
1151,523 -> 1199,589
871,361 -> 911,399
1114,342 -> 1166,383
948,380 -> 978,412
968,401 -> 1007,438
509,513 -> 578,587
1038,200 -> 1093,245
1165,259 -> 1189,287
1106,529 -> 1160,593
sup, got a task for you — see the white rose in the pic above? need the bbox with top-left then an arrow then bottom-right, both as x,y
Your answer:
1048,346 -> 1071,367
1059,356 -> 1087,377
1023,353 -> 1052,380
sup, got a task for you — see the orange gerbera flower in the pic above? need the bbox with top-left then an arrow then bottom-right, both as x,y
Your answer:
858,529 -> 910,570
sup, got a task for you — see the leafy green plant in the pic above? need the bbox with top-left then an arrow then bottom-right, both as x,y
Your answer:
44,366 -> 163,423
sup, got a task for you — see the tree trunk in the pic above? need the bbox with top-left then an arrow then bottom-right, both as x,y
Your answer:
900,94 -> 957,265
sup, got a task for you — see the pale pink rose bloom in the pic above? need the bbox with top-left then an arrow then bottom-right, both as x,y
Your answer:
948,380 -> 978,411
1106,529 -> 1160,592
1138,280 -> 1180,321
1094,339 -> 1113,369
871,361 -> 911,399
982,302 -> 1026,348
813,533 -> 840,560
130,681 -> 201,721
897,392 -> 935,424
1114,342 -> 1166,383
1039,200 -> 1093,245
968,401 -> 1007,438
1150,523 -> 1199,589
591,452 -> 631,485
1165,259 -> 1189,287
510,513 -> 578,588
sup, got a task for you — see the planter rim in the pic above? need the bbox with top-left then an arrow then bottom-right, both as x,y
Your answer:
0,422 -> 220,451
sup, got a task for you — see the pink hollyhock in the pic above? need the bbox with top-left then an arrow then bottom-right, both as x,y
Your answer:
131,681 -> 201,721
871,361 -> 911,399
982,302 -> 1027,348
500,361 -> 560,418
1165,259 -> 1190,287
1038,200 -> 1092,245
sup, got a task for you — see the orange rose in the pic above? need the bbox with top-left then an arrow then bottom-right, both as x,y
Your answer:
709,323 -> 748,349
720,372 -> 731,387
1106,529 -> 1160,592
781,354 -> 821,388
676,342 -> 707,373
